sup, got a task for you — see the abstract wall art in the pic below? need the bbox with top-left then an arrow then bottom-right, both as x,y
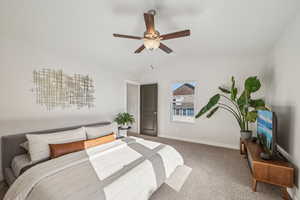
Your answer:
31,69 -> 95,110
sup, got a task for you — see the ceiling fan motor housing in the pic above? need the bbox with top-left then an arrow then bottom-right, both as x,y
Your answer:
144,31 -> 160,39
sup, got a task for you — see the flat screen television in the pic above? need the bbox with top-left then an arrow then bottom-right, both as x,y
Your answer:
257,110 -> 278,157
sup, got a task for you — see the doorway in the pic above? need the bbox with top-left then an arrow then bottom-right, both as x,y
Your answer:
126,81 -> 140,133
140,84 -> 158,136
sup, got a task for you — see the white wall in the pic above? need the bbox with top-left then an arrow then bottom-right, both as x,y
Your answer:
268,13 -> 300,200
139,55 -> 268,149
0,37 -> 138,180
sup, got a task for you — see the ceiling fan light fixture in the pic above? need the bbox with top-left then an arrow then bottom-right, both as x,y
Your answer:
144,38 -> 160,51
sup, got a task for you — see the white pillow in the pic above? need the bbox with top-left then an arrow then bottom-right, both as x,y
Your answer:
20,141 -> 29,151
85,123 -> 118,139
26,127 -> 86,162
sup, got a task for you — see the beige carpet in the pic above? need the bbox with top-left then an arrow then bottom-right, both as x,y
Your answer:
0,134 -> 282,200
130,133 -> 282,200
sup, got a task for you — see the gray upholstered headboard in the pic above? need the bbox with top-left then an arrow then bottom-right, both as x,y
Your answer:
1,121 -> 110,184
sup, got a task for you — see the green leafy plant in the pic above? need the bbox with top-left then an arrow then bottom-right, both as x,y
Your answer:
195,76 -> 268,131
114,112 -> 135,126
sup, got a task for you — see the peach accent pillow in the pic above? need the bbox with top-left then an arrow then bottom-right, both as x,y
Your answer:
49,133 -> 115,159
84,133 -> 115,149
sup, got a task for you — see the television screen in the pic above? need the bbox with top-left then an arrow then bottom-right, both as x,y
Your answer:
257,110 -> 274,153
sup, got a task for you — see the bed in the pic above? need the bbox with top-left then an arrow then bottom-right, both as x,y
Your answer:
2,122 -> 184,200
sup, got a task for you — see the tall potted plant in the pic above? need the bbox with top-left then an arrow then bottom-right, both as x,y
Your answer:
195,76 -> 268,139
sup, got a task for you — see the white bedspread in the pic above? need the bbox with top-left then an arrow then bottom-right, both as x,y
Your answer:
4,137 -> 184,200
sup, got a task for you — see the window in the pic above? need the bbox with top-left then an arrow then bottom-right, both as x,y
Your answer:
171,82 -> 196,123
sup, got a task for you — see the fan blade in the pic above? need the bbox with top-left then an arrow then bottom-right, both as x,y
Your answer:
144,13 -> 155,33
160,30 -> 191,40
113,34 -> 142,40
159,43 -> 173,54
134,45 -> 145,53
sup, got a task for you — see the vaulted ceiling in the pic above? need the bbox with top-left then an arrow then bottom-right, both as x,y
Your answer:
1,0 -> 299,72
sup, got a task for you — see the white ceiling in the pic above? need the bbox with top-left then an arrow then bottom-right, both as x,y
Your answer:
1,0 -> 299,72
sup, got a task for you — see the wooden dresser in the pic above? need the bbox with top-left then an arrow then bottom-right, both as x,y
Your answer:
240,139 -> 294,200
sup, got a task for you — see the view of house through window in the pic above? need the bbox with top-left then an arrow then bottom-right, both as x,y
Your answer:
171,82 -> 196,123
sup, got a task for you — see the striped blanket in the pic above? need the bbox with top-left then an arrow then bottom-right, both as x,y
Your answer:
4,137 -> 184,200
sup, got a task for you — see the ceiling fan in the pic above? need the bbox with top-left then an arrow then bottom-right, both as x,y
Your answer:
113,10 -> 191,54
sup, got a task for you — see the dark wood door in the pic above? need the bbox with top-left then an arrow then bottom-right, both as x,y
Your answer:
140,84 -> 158,136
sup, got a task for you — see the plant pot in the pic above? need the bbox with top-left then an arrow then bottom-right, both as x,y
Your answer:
240,130 -> 252,140
121,124 -> 128,129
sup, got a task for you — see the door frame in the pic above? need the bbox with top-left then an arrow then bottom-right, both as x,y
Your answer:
125,80 -> 141,134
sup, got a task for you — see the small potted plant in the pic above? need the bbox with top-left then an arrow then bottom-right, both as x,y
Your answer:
114,113 -> 135,137
114,112 -> 135,137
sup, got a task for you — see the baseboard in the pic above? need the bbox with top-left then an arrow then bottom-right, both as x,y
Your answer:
159,134 -> 239,150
